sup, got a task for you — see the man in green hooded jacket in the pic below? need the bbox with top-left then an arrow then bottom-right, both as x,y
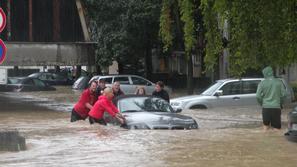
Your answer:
256,66 -> 286,131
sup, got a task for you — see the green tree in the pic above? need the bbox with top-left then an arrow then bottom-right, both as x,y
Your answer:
201,0 -> 297,77
84,0 -> 161,76
159,0 -> 201,94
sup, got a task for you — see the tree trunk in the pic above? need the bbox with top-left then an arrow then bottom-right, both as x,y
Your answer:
145,45 -> 153,80
187,54 -> 194,95
76,65 -> 81,79
96,65 -> 102,75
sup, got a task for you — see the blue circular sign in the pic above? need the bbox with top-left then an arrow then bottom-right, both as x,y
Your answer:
0,39 -> 6,64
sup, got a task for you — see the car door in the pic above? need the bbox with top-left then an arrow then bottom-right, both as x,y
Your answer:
240,80 -> 261,106
32,78 -> 47,91
113,76 -> 133,94
131,76 -> 155,94
22,78 -> 36,91
214,81 -> 242,107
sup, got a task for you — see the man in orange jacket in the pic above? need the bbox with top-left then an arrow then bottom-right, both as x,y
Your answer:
88,87 -> 125,125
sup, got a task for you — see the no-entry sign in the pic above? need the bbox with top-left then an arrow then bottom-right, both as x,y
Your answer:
0,8 -> 6,33
0,39 -> 6,64
0,8 -> 6,64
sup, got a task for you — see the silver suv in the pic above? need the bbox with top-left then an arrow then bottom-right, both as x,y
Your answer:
89,75 -> 171,95
170,78 -> 295,111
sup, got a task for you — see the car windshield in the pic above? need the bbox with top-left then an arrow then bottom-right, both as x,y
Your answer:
8,78 -> 24,84
118,97 -> 173,113
201,81 -> 224,96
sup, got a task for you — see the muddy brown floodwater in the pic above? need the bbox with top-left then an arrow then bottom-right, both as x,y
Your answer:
0,86 -> 297,167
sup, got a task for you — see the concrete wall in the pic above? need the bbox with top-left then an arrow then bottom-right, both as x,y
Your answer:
0,42 -> 95,66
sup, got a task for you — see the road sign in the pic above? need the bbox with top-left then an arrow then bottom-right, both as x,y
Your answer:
0,8 -> 6,32
0,39 -> 7,64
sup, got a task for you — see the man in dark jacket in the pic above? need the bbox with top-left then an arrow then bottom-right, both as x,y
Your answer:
112,81 -> 124,98
152,81 -> 169,102
256,66 -> 286,131
95,79 -> 106,98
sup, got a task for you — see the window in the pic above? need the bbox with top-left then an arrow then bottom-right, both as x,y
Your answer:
113,77 -> 130,85
131,77 -> 150,85
39,73 -> 47,80
119,97 -> 172,113
219,81 -> 241,95
46,74 -> 55,81
33,79 -> 45,87
100,77 -> 112,84
242,80 -> 260,94
23,79 -> 34,85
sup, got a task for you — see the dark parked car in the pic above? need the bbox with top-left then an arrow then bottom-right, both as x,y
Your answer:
0,77 -> 56,92
28,72 -> 74,85
106,95 -> 198,130
72,76 -> 91,90
285,107 -> 297,142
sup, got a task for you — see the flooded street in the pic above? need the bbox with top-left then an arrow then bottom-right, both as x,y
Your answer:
0,87 -> 297,167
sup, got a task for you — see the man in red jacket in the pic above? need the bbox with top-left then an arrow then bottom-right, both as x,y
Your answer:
71,81 -> 98,122
88,87 -> 125,125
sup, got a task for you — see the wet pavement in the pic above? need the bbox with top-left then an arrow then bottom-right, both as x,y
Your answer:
0,87 -> 297,167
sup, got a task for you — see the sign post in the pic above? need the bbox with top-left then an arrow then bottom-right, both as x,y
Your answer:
0,7 -> 6,64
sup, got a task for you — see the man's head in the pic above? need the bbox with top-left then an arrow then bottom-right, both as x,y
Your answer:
112,81 -> 121,92
89,81 -> 98,93
98,79 -> 106,89
155,81 -> 164,92
262,66 -> 274,79
103,87 -> 114,100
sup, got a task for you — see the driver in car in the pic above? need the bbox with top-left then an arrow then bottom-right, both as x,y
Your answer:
88,87 -> 126,125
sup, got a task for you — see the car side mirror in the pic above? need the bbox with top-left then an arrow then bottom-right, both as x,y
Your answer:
214,90 -> 223,96
174,108 -> 182,113
146,83 -> 152,86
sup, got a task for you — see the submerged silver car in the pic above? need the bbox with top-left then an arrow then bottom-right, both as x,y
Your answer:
170,78 -> 295,110
106,95 -> 198,130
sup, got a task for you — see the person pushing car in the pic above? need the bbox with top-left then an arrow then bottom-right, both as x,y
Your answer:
71,81 -> 98,122
88,87 -> 126,125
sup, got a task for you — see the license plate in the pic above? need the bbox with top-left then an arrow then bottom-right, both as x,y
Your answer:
293,124 -> 297,130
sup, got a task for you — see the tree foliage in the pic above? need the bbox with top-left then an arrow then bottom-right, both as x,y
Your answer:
84,0 -> 161,69
159,0 -> 197,57
201,0 -> 297,77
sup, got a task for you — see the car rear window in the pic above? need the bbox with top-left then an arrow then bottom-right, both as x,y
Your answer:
242,80 -> 261,94
114,77 -> 130,85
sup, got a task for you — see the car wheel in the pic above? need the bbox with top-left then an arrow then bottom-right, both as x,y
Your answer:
190,105 -> 207,109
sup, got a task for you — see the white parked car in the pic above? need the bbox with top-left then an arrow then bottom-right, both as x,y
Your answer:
89,75 -> 171,95
170,78 -> 295,111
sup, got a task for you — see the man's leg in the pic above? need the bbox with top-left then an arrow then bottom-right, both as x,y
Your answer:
89,117 -> 107,125
262,108 -> 271,131
271,108 -> 281,130
70,109 -> 84,122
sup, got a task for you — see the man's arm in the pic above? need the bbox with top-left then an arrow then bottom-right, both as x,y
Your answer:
85,103 -> 93,110
164,91 -> 170,103
280,81 -> 286,105
256,82 -> 263,105
103,101 -> 125,124
81,90 -> 93,110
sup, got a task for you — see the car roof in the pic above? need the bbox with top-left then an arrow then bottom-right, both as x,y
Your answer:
91,74 -> 145,78
216,78 -> 264,82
